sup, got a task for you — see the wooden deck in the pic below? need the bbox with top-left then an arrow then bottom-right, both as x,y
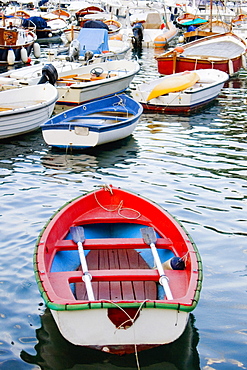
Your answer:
75,249 -> 157,301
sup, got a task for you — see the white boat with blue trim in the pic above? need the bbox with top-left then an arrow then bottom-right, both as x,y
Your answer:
41,94 -> 143,150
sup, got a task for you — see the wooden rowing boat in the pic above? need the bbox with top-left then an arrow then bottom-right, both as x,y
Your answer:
34,185 -> 203,354
155,32 -> 247,76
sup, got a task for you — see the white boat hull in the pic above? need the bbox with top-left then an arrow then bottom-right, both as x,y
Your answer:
0,60 -> 140,106
0,84 -> 58,139
51,307 -> 189,347
42,118 -> 139,148
131,69 -> 229,113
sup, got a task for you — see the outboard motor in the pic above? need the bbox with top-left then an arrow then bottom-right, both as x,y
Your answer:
132,22 -> 144,49
84,50 -> 94,63
38,64 -> 58,85
67,39 -> 80,62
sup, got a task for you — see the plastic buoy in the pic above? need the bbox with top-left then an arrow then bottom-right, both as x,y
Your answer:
242,54 -> 246,69
33,43 -> 41,59
21,47 -> 28,63
7,49 -> 15,65
174,45 -> 184,53
162,256 -> 185,270
154,35 -> 167,48
228,59 -> 234,75
109,34 -> 122,40
178,35 -> 184,43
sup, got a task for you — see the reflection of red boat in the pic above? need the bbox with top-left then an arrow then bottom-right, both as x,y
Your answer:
34,185 -> 202,355
155,32 -> 247,76
21,309 -> 200,370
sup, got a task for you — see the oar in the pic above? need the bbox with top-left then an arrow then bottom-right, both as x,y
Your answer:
141,227 -> 173,300
70,226 -> 95,301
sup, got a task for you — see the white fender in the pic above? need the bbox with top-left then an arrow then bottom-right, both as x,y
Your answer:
178,35 -> 184,43
21,47 -> 28,63
241,54 -> 246,69
228,59 -> 234,75
33,43 -> 41,58
7,49 -> 15,65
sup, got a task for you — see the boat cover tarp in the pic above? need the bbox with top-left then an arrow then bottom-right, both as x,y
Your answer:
83,20 -> 109,31
182,18 -> 208,26
77,28 -> 109,56
22,16 -> 48,29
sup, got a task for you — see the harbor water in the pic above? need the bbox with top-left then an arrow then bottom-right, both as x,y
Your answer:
0,46 -> 246,370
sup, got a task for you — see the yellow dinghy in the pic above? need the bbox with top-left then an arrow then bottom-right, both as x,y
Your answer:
147,71 -> 200,101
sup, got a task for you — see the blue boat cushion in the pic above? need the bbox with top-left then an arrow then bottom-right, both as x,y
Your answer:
77,28 -> 109,56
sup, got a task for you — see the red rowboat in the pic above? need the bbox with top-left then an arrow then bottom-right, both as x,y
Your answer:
34,185 -> 202,354
155,32 -> 247,76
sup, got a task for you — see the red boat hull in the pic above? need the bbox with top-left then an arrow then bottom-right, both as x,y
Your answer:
34,185 -> 203,353
156,55 -> 243,75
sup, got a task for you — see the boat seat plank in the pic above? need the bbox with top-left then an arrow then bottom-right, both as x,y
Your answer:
57,74 -> 79,80
73,73 -> 117,81
54,237 -> 173,251
48,269 -> 188,301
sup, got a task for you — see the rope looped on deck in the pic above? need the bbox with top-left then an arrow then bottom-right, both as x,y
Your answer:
94,184 -> 141,219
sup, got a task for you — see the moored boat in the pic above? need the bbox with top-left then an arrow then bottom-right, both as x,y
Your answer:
130,69 -> 229,113
34,185 -> 202,354
0,83 -> 58,139
54,59 -> 140,105
0,60 -> 140,106
0,17 -> 38,64
155,32 -> 247,76
41,93 -> 143,149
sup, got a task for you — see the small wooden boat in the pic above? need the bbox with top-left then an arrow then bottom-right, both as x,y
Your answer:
41,94 -> 143,149
34,185 -> 202,354
0,83 -> 58,139
64,18 -> 122,43
183,20 -> 232,42
130,69 -> 229,113
0,15 -> 38,64
155,32 -> 247,76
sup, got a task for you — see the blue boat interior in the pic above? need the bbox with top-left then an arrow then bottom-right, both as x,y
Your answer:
51,223 -> 174,273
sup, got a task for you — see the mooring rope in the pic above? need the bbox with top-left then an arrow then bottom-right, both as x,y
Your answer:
94,184 -> 141,219
103,299 -> 148,370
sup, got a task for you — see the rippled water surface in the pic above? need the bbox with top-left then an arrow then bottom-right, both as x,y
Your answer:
0,45 -> 247,370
